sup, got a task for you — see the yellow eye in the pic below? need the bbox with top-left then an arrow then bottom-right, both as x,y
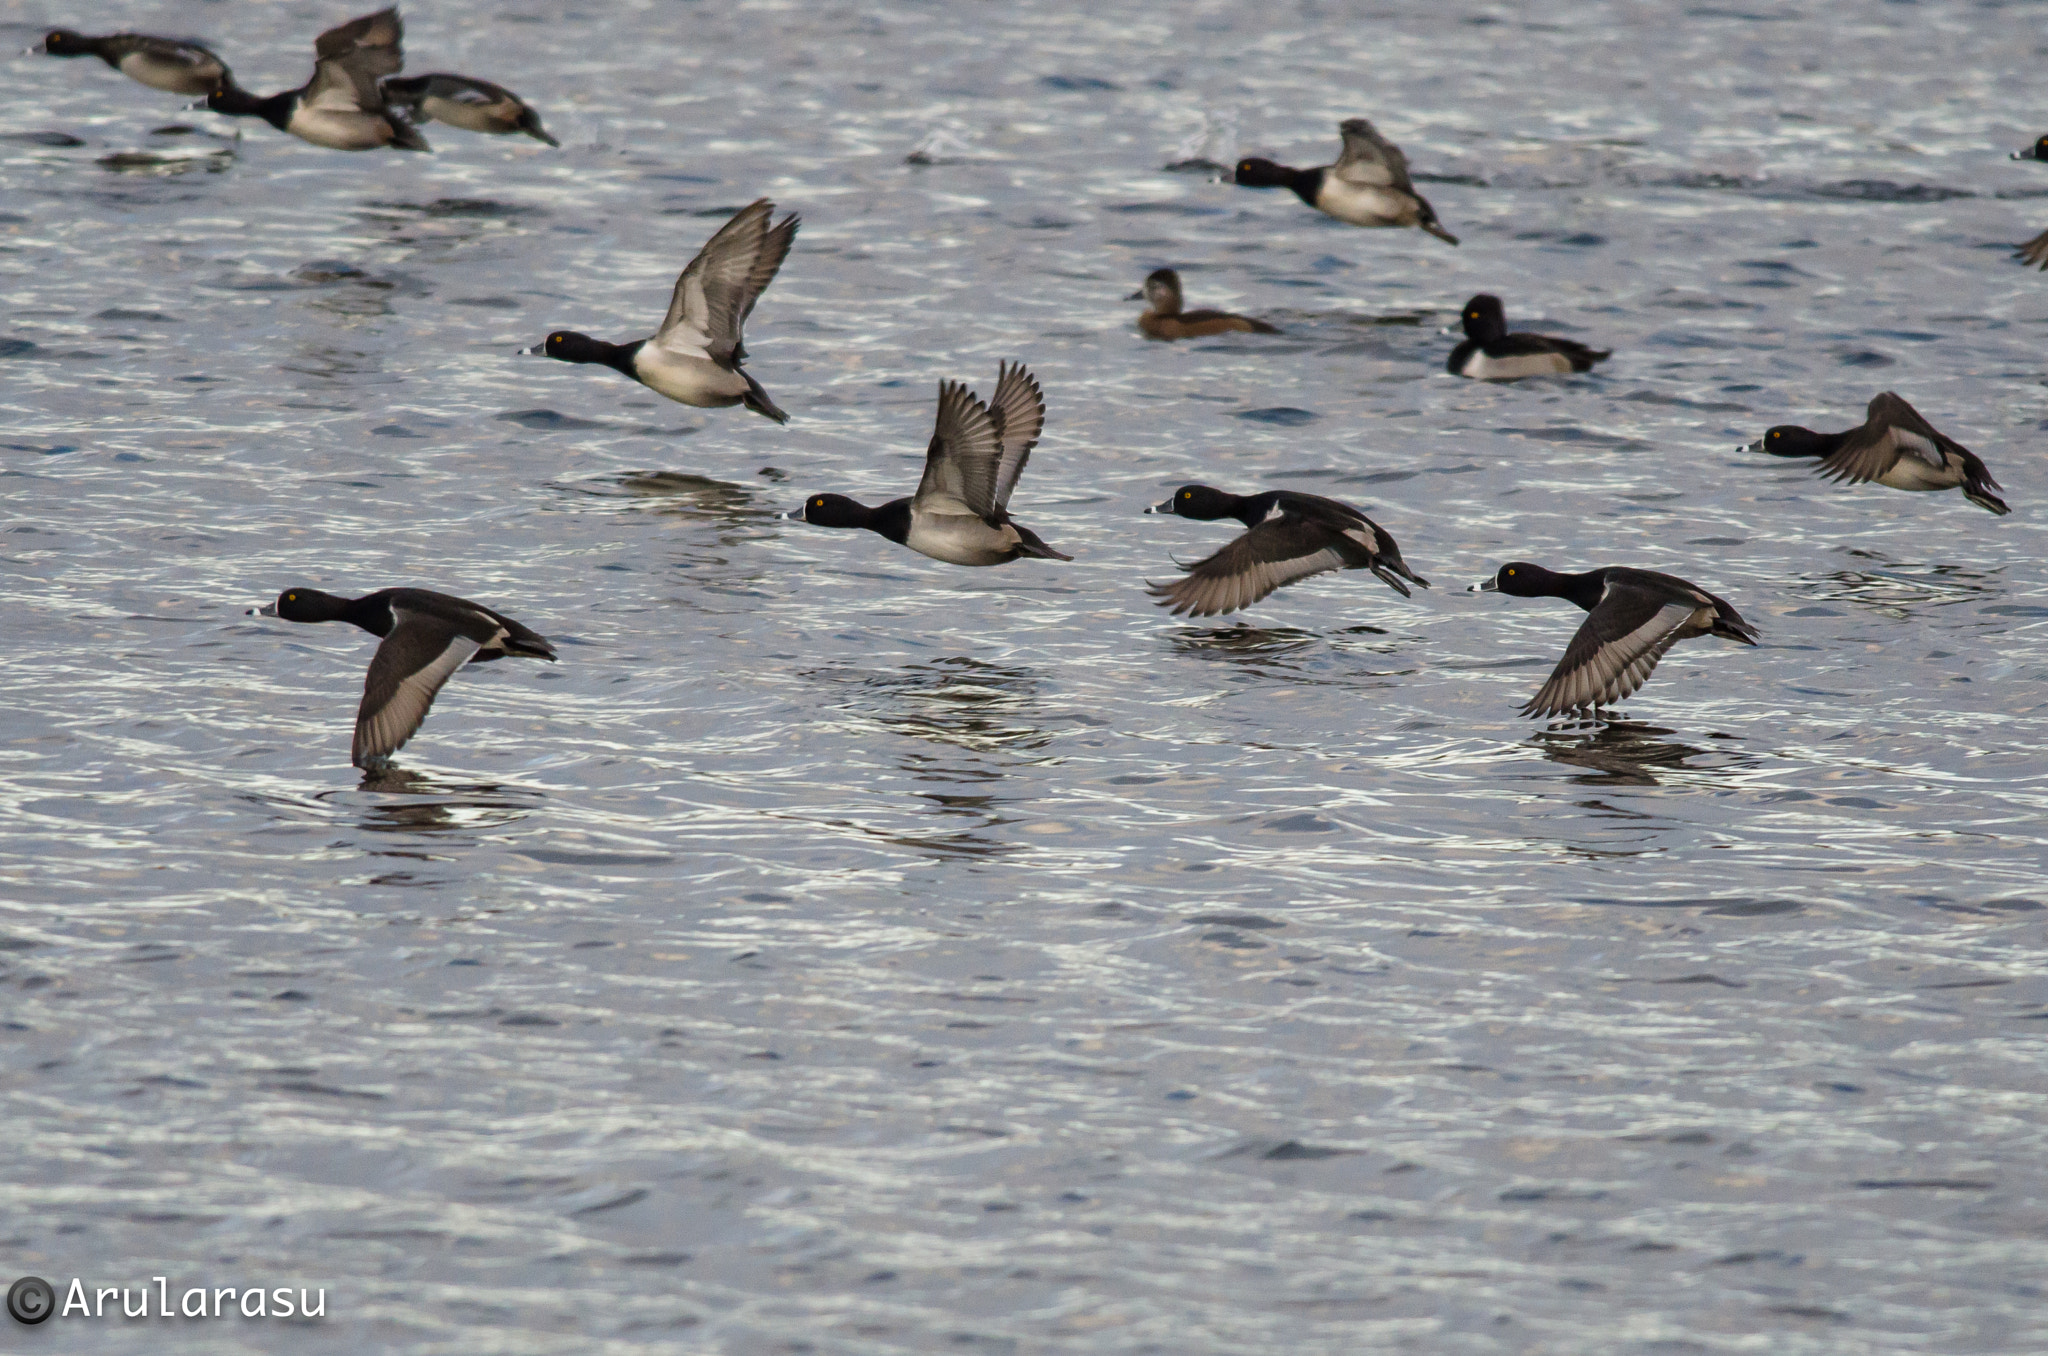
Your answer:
286,592 -> 297,600
1181,490 -> 1192,499
1505,568 -> 1516,576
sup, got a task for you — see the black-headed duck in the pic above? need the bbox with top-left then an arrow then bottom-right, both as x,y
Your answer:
532,198 -> 797,423
1471,564 -> 1758,719
1145,486 -> 1427,616
251,586 -> 555,770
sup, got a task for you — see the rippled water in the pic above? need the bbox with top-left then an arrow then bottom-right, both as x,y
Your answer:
5,1 -> 2048,1351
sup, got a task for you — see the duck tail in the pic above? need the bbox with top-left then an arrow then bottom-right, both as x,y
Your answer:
521,111 -> 560,147
1966,482 -> 2012,515
1010,522 -> 1072,561
388,113 -> 431,152
741,371 -> 789,424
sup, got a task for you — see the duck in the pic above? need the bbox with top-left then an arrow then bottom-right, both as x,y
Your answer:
1144,485 -> 1427,616
1127,269 -> 1279,340
204,7 -> 427,151
1746,392 -> 2009,515
787,362 -> 1070,566
1234,118 -> 1458,244
251,586 -> 555,770
532,198 -> 797,423
40,28 -> 229,96
380,73 -> 557,146
1470,564 -> 1759,719
1447,294 -> 1610,379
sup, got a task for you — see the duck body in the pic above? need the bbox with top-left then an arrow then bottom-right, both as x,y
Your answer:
1128,269 -> 1278,340
534,198 -> 796,422
205,7 -> 426,151
1145,485 -> 1427,616
1473,564 -> 1758,719
42,29 -> 229,95
1234,118 -> 1457,244
1747,392 -> 2008,515
253,586 -> 555,769
790,363 -> 1069,567
381,73 -> 557,145
1447,294 -> 1609,379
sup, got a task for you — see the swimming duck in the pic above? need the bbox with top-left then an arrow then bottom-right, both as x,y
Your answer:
1747,392 -> 2009,515
205,7 -> 427,151
380,73 -> 557,145
1447,294 -> 1610,379
533,198 -> 797,423
1470,564 -> 1758,719
1234,118 -> 1457,244
40,28 -> 229,95
788,363 -> 1069,566
1127,269 -> 1279,340
251,586 -> 555,770
1144,486 -> 1427,616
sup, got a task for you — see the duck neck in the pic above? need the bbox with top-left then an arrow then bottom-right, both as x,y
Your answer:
336,593 -> 396,637
1546,569 -> 1610,613
866,498 -> 912,545
1224,492 -> 1278,529
211,83 -> 294,132
1283,165 -> 1325,209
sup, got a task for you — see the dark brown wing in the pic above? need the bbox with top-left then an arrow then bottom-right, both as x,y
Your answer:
656,200 -> 799,366
986,361 -> 1045,511
1521,590 -> 1698,718
314,7 -> 404,79
352,621 -> 479,767
1333,117 -> 1414,191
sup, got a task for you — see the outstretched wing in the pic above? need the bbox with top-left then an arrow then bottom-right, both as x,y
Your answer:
655,199 -> 799,366
1333,117 -> 1415,191
986,361 -> 1045,510
1522,594 -> 1695,718
912,380 -> 1003,519
1146,524 -> 1351,617
1815,391 -> 1954,486
353,620 -> 479,767
314,7 -> 404,79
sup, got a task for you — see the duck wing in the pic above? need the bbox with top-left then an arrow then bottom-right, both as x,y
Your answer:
986,361 -> 1045,511
1146,517 -> 1361,617
2018,228 -> 2048,270
1815,391 -> 1955,485
1332,117 -> 1415,191
656,199 -> 799,366
1521,586 -> 1697,718
314,7 -> 404,80
912,380 -> 1003,519
352,617 -> 480,767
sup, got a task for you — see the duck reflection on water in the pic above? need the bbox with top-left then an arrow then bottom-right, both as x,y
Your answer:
1532,720 -> 1736,787
326,767 -> 545,834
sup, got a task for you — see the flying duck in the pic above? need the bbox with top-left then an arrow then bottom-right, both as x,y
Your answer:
1127,269 -> 1279,340
2012,135 -> 2048,162
1447,294 -> 1610,379
40,29 -> 229,96
1144,485 -> 1427,617
533,198 -> 797,423
1471,564 -> 1759,720
251,587 -> 555,770
380,73 -> 557,145
205,7 -> 427,151
787,363 -> 1069,566
1747,392 -> 2009,515
1234,118 -> 1458,244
